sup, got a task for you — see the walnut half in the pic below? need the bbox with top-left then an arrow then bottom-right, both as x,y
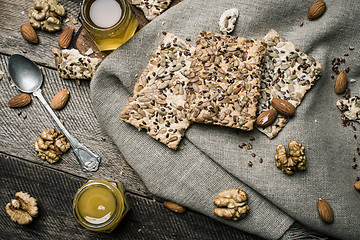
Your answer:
5,192 -> 38,225
275,140 -> 307,175
213,189 -> 250,221
34,128 -> 70,163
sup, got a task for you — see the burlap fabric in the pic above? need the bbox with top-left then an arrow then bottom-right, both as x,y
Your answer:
91,0 -> 360,239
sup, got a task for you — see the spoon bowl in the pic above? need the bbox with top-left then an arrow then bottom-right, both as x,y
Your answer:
8,54 -> 43,93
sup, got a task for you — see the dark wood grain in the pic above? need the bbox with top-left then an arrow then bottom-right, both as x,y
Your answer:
0,153 -> 263,240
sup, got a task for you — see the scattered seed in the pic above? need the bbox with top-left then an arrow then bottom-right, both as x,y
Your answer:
345,66 -> 350,73
23,114 -> 27,119
344,53 -> 349,57
354,134 -> 357,140
357,177 -> 360,181
251,153 -> 256,157
8,77 -> 11,81
250,137 -> 255,141
330,75 -> 334,79
162,31 -> 167,35
352,164 -> 358,169
353,157 -> 356,162
299,22 -> 304,27
246,143 -> 252,150
17,112 -> 22,116
186,38 -> 191,42
101,137 -> 106,141
259,158 -> 263,163
248,161 -> 253,167
353,126 -> 357,131
349,46 -> 354,50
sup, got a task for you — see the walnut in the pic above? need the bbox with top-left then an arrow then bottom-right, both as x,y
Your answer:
213,189 -> 250,221
28,0 -> 65,32
275,140 -> 307,175
34,128 -> 70,163
5,192 -> 38,225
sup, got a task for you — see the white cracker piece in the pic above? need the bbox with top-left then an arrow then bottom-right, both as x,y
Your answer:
132,0 -> 172,21
120,33 -> 195,150
337,96 -> 360,122
256,29 -> 322,139
52,48 -> 102,80
186,31 -> 266,131
219,8 -> 239,34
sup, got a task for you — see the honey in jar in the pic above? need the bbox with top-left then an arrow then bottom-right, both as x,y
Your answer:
80,0 -> 138,51
73,179 -> 130,232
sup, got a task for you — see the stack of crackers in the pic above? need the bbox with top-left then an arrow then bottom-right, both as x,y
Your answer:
120,30 -> 322,150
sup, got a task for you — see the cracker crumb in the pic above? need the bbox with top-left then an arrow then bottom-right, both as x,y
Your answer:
350,79 -> 357,83
84,48 -> 94,56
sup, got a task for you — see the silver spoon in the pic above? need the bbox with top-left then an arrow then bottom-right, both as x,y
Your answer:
8,54 -> 101,172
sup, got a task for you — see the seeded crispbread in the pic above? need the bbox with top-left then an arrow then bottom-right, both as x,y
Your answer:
52,48 -> 102,80
120,33 -> 194,150
132,0 -> 172,21
256,29 -> 322,139
186,31 -> 266,131
337,96 -> 360,123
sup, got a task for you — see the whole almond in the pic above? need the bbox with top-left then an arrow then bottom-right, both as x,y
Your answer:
51,89 -> 70,110
20,23 -> 38,44
8,93 -> 31,108
163,201 -> 186,213
256,109 -> 278,128
271,98 -> 296,117
58,27 -> 74,49
308,0 -> 326,20
317,198 -> 334,223
334,71 -> 347,94
354,181 -> 360,192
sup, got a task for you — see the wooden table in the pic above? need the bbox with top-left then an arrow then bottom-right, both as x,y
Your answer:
0,0 -> 263,239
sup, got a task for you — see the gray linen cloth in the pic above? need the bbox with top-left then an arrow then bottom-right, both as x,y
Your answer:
91,0 -> 360,239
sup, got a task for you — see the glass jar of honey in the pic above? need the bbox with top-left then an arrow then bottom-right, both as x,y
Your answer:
73,179 -> 130,232
80,0 -> 139,51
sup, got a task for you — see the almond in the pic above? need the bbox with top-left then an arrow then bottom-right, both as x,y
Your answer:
271,98 -> 296,117
317,198 -> 334,223
58,27 -> 73,49
51,89 -> 70,110
8,93 -> 31,108
334,71 -> 347,94
354,181 -> 360,192
256,109 -> 278,128
20,23 -> 38,44
308,0 -> 326,20
163,201 -> 186,213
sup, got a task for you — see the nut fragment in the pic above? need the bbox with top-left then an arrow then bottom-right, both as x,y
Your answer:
58,27 -> 73,48
163,201 -> 186,213
334,71 -> 347,94
5,192 -> 38,225
256,109 -> 277,127
317,198 -> 334,223
275,140 -> 307,175
51,89 -> 70,110
29,0 -> 66,32
20,23 -> 38,44
213,189 -> 250,221
308,0 -> 326,20
8,93 -> 32,108
354,181 -> 360,191
34,128 -> 70,163
271,98 -> 295,117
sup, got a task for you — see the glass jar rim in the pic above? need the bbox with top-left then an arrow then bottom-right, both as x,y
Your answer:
80,0 -> 128,32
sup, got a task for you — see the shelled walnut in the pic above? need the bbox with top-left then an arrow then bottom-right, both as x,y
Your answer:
34,128 -> 70,163
28,0 -> 66,32
275,140 -> 307,175
5,192 -> 38,225
213,189 -> 250,221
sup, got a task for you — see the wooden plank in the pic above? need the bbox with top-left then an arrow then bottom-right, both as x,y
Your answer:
0,153 -> 262,240
0,0 -> 183,68
0,53 -> 148,196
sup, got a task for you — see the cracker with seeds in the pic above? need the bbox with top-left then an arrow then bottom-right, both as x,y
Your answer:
186,31 -> 266,131
337,96 -> 360,122
132,0 -> 172,21
52,48 -> 102,80
120,33 -> 194,150
256,29 -> 322,139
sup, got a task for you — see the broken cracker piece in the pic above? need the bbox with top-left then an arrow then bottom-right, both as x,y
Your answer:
132,0 -> 172,21
257,29 -> 322,139
186,31 -> 266,131
120,33 -> 194,150
219,8 -> 239,34
52,48 -> 102,80
337,96 -> 360,123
